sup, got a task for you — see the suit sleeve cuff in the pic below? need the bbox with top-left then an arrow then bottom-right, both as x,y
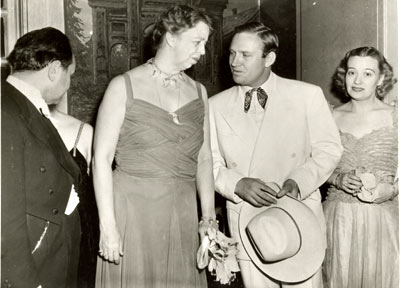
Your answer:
227,173 -> 245,204
233,191 -> 243,204
215,169 -> 245,204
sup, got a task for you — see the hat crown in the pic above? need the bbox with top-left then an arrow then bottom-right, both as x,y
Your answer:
246,207 -> 301,262
240,189 -> 325,283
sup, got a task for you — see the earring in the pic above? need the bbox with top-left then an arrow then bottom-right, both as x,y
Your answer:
376,84 -> 383,96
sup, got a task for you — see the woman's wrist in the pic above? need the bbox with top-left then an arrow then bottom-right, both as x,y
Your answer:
390,184 -> 398,200
99,219 -> 118,232
333,172 -> 341,188
200,214 -> 216,219
199,216 -> 218,229
199,215 -> 216,223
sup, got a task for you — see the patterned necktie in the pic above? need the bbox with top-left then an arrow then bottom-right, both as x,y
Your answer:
244,87 -> 268,113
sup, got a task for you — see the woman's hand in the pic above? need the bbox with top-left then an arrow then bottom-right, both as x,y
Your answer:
394,180 -> 399,198
99,225 -> 124,264
335,172 -> 363,195
373,183 -> 396,204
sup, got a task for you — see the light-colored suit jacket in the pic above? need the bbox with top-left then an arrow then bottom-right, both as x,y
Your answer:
209,72 -> 343,259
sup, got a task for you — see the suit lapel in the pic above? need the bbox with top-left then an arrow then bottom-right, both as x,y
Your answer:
248,73 -> 291,178
5,82 -> 80,183
219,86 -> 259,148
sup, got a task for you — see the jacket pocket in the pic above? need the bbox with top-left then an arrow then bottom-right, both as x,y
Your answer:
26,214 -> 60,267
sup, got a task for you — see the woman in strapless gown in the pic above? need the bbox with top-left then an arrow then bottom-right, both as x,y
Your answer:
93,5 -> 216,288
49,107 -> 98,288
323,46 -> 398,288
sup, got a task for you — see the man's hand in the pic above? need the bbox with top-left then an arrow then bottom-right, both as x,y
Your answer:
277,179 -> 300,198
235,178 -> 278,207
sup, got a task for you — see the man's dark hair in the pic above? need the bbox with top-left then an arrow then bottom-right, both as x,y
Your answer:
7,27 -> 73,72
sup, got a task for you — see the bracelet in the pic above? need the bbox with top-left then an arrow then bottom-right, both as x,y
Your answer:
199,216 -> 218,227
333,173 -> 341,188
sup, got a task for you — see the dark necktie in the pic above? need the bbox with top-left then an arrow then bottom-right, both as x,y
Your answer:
244,87 -> 268,113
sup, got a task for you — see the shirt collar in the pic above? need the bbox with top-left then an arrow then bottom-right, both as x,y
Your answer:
239,72 -> 274,100
6,75 -> 51,118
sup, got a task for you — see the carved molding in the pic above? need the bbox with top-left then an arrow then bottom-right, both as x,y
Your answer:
88,0 -> 227,94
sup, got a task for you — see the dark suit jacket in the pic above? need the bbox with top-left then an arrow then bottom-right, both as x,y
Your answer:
1,79 -> 81,287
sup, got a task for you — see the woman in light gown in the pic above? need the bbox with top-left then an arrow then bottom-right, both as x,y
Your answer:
323,46 -> 398,288
93,5 -> 216,288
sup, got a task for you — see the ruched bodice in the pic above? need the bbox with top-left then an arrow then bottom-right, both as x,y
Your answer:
115,98 -> 204,179
326,109 -> 397,203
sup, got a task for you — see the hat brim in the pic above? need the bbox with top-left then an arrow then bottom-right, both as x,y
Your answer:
239,195 -> 325,283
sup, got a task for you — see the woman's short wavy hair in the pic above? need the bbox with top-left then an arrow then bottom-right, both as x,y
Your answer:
152,4 -> 212,50
7,27 -> 73,72
333,46 -> 396,99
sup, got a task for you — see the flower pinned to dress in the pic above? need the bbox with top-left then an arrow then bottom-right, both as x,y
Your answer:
197,227 -> 240,285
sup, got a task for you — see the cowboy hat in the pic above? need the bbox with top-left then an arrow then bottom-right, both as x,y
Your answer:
239,186 -> 325,283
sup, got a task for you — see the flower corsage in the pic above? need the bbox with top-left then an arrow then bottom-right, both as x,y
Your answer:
197,217 -> 240,285
356,168 -> 396,203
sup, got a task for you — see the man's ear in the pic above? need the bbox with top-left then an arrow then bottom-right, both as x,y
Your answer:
47,60 -> 62,81
165,31 -> 176,48
264,51 -> 276,68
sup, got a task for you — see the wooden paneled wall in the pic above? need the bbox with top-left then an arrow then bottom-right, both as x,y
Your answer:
297,0 -> 397,106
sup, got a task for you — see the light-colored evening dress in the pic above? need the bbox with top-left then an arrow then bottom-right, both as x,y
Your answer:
323,109 -> 398,288
95,72 -> 207,288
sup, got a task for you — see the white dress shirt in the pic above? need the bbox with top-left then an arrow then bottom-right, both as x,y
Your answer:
238,78 -> 272,129
7,75 -> 51,117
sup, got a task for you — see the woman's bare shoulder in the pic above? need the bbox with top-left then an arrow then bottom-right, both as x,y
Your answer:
380,102 -> 396,113
126,64 -> 151,81
81,123 -> 94,141
53,110 -> 81,127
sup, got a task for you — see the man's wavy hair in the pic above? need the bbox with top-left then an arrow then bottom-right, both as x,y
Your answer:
7,27 -> 73,72
152,4 -> 212,50
234,22 -> 279,58
333,46 -> 396,100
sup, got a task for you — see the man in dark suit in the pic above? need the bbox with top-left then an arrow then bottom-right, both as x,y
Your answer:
1,27 -> 81,288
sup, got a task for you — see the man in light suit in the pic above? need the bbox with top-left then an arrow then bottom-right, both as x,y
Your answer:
1,27 -> 81,288
209,22 -> 343,287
